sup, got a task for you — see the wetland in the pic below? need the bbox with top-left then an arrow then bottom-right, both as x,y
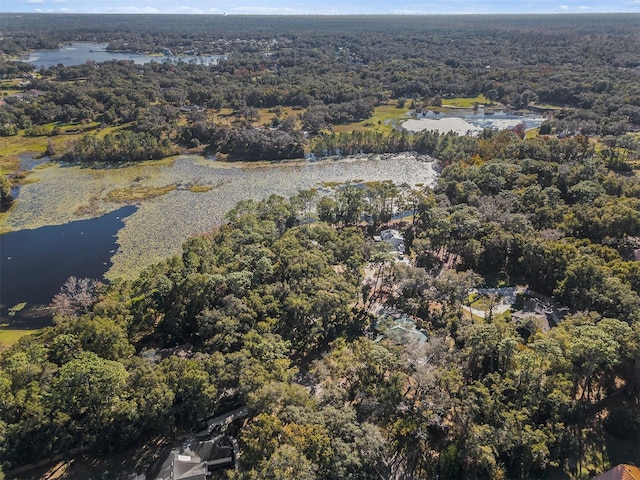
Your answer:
0,153 -> 438,324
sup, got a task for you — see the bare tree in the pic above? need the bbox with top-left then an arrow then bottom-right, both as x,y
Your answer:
50,276 -> 104,318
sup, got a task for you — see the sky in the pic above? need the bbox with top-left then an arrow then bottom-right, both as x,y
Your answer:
2,0 -> 640,15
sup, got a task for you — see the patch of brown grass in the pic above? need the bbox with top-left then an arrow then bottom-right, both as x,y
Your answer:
187,184 -> 213,193
105,184 -> 177,203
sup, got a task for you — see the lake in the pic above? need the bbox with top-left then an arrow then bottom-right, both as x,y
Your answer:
1,153 -> 438,326
0,206 -> 136,326
19,42 -> 226,69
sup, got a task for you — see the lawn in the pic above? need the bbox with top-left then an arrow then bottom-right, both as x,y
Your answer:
207,102 -> 411,134
0,328 -> 38,349
468,293 -> 501,311
0,78 -> 24,97
525,128 -> 539,139
0,121 -> 123,174
532,102 -> 564,110
255,106 -> 301,128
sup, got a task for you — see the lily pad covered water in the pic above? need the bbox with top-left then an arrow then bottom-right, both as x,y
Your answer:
4,154 -> 438,282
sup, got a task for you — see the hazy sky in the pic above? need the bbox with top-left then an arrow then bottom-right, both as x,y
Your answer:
3,0 -> 640,14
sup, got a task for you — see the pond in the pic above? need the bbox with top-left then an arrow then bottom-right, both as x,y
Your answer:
402,108 -> 545,135
19,42 -> 226,69
0,206 -> 136,326
1,153 -> 438,326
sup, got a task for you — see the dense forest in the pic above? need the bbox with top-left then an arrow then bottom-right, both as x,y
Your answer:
1,14 -> 640,166
1,13 -> 640,480
1,131 -> 640,478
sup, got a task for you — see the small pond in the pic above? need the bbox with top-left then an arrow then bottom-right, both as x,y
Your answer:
20,42 -> 226,69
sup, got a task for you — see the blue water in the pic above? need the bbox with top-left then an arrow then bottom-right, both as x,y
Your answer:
0,205 -> 137,326
10,155 -> 49,199
20,42 -> 226,69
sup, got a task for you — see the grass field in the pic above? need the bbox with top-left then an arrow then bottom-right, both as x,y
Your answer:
532,103 -> 564,110
0,78 -> 24,97
441,94 -> 491,108
0,122 -> 123,175
332,101 -> 411,134
0,135 -> 49,173
255,106 -> 301,128
0,328 -> 38,349
525,128 -> 539,139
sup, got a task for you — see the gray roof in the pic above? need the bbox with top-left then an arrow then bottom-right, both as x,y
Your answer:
154,450 -> 207,480
153,437 -> 235,480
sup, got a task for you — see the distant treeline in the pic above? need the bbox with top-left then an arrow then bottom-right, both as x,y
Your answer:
1,13 -> 639,150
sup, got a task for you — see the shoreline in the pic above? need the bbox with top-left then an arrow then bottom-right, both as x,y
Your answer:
1,152 -> 439,284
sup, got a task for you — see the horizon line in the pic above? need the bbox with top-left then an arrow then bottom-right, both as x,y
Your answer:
3,11 -> 640,15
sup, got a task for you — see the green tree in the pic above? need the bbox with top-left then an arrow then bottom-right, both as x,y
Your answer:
49,352 -> 129,447
336,185 -> 365,226
161,356 -> 217,425
0,176 -> 12,208
258,444 -> 317,480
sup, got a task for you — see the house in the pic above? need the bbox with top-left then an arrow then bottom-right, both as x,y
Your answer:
149,408 -> 248,480
591,464 -> 640,480
374,308 -> 427,345
381,324 -> 428,345
25,89 -> 47,97
154,448 -> 207,480
378,229 -> 405,253
152,437 -> 234,480
179,104 -> 204,113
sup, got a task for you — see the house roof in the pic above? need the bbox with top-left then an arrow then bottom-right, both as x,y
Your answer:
385,325 -> 428,344
380,229 -> 403,241
26,89 -> 47,97
374,310 -> 428,345
153,438 -> 235,480
592,464 -> 640,480
155,449 -> 207,480
196,407 -> 249,437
